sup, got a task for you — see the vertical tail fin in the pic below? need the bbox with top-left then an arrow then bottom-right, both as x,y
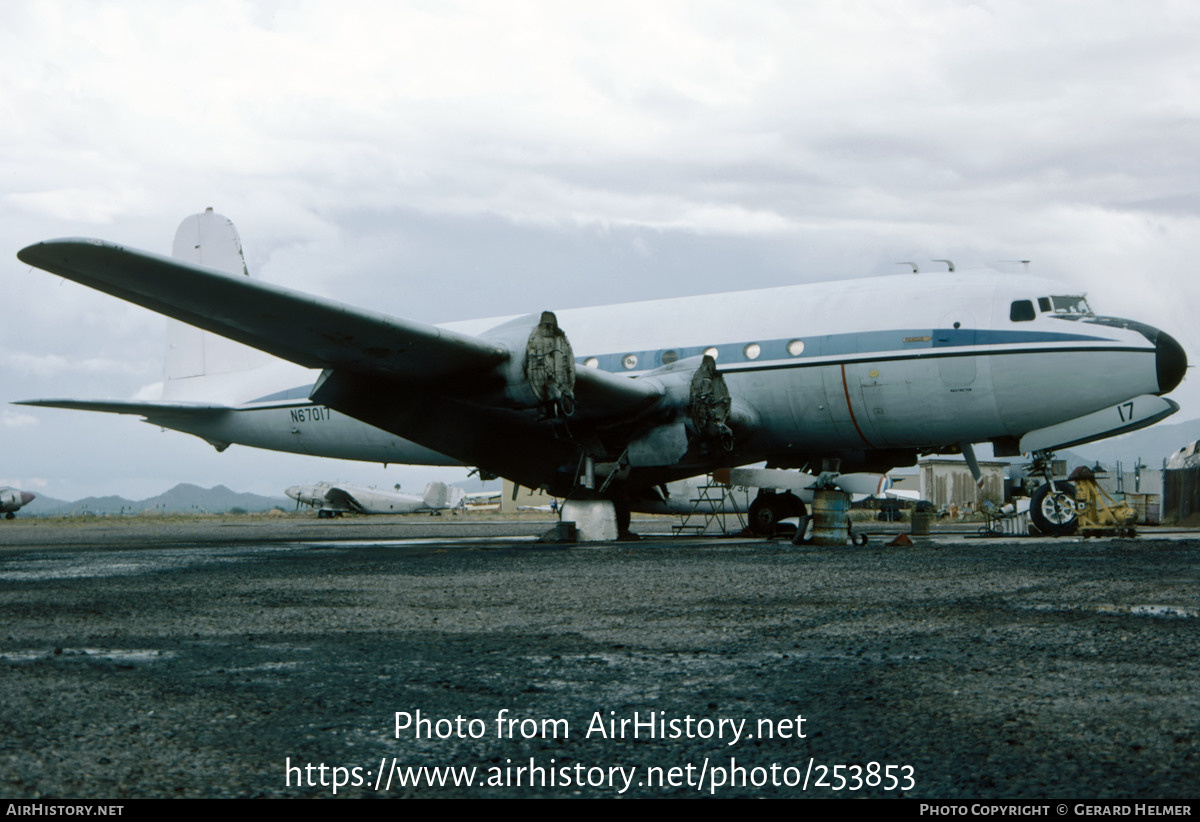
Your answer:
162,208 -> 274,397
421,481 -> 449,509
421,482 -> 465,509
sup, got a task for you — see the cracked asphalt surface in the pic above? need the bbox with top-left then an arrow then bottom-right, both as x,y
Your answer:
1,517 -> 1197,798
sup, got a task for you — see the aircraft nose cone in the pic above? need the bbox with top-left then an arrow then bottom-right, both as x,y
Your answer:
20,491 -> 35,505
1156,330 -> 1187,394
285,486 -> 300,500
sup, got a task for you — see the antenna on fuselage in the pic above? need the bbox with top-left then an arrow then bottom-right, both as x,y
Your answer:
897,261 -> 919,274
1001,259 -> 1032,271
932,259 -> 955,272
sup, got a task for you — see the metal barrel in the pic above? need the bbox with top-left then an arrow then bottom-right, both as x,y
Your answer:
911,511 -> 933,536
811,489 -> 849,546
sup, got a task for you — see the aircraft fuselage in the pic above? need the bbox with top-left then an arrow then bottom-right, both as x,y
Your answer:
147,271 -> 1183,496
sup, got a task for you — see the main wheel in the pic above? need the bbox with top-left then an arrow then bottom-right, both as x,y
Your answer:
748,492 -> 805,537
1030,482 -> 1078,536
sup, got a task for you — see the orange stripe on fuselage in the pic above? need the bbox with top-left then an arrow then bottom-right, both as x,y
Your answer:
840,363 -> 875,448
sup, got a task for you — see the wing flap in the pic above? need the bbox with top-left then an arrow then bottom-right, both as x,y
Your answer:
18,239 -> 507,381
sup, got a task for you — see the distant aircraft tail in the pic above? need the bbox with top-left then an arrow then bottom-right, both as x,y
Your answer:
422,482 -> 466,510
162,208 -> 276,398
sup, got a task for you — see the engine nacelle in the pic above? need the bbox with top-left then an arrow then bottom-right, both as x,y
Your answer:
687,355 -> 733,446
478,311 -> 576,416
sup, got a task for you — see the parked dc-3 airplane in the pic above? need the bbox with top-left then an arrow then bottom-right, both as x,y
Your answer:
15,210 -> 1187,536
286,480 -> 464,518
1,487 -> 36,519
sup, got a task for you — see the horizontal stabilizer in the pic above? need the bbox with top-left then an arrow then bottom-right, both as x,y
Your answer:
18,239 -> 507,381
1019,394 -> 1178,453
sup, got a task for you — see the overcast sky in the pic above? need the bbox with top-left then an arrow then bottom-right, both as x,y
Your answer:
3,0 -> 1199,501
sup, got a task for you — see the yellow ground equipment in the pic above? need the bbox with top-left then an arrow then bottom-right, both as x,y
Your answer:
1068,467 -> 1137,538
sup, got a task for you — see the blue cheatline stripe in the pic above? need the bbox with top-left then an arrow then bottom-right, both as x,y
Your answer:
577,328 -> 1123,374
244,333 -> 1142,403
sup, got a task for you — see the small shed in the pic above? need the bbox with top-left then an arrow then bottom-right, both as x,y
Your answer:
918,458 -> 1007,511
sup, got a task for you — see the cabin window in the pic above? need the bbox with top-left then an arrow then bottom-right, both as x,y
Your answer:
704,347 -> 719,360
743,343 -> 761,360
787,339 -> 806,356
660,349 -> 679,365
622,354 -> 638,370
1010,300 -> 1036,322
584,357 -> 599,369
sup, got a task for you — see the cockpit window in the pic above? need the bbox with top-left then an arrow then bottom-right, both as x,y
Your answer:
1049,295 -> 1092,316
1010,300 -> 1036,322
1038,297 -> 1052,313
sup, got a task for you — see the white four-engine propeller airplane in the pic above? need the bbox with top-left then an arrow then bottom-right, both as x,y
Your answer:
15,209 -> 1187,537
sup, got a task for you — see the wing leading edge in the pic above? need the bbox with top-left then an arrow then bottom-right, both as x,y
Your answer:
18,240 -> 507,381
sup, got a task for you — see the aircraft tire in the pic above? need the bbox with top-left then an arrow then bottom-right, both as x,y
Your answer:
1030,482 -> 1078,536
748,492 -> 805,537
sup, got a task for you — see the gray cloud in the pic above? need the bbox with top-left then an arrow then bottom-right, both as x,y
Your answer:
3,0 -> 1198,498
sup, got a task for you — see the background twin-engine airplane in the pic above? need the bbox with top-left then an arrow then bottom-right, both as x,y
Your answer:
285,480 -> 465,519
15,209 -> 1187,537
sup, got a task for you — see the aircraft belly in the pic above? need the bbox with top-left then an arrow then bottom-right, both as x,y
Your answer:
730,368 -> 854,455
735,358 -> 1008,456
989,348 -> 1158,435
847,358 -> 1001,447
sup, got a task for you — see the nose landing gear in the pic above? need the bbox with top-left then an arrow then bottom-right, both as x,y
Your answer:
1030,481 -> 1078,536
1028,450 -> 1079,536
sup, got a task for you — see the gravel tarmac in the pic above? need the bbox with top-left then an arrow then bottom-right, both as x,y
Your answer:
1,516 -> 1197,799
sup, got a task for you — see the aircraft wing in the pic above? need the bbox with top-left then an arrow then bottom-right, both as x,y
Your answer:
18,238 -> 747,491
18,240 -> 508,381
18,235 -> 676,417
17,239 -> 664,421
320,486 -> 364,513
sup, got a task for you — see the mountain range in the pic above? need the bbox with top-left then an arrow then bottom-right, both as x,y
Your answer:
19,483 -> 292,517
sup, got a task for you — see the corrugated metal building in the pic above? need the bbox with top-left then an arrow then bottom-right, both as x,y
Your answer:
1164,441 -> 1200,525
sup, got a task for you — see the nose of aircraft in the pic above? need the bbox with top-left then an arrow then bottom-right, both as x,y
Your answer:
1157,330 -> 1187,394
20,491 -> 35,505
285,486 -> 300,500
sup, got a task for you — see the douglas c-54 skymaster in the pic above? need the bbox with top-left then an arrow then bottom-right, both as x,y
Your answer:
15,210 -> 1188,537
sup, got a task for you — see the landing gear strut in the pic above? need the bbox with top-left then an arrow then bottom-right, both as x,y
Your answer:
557,455 -> 619,541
